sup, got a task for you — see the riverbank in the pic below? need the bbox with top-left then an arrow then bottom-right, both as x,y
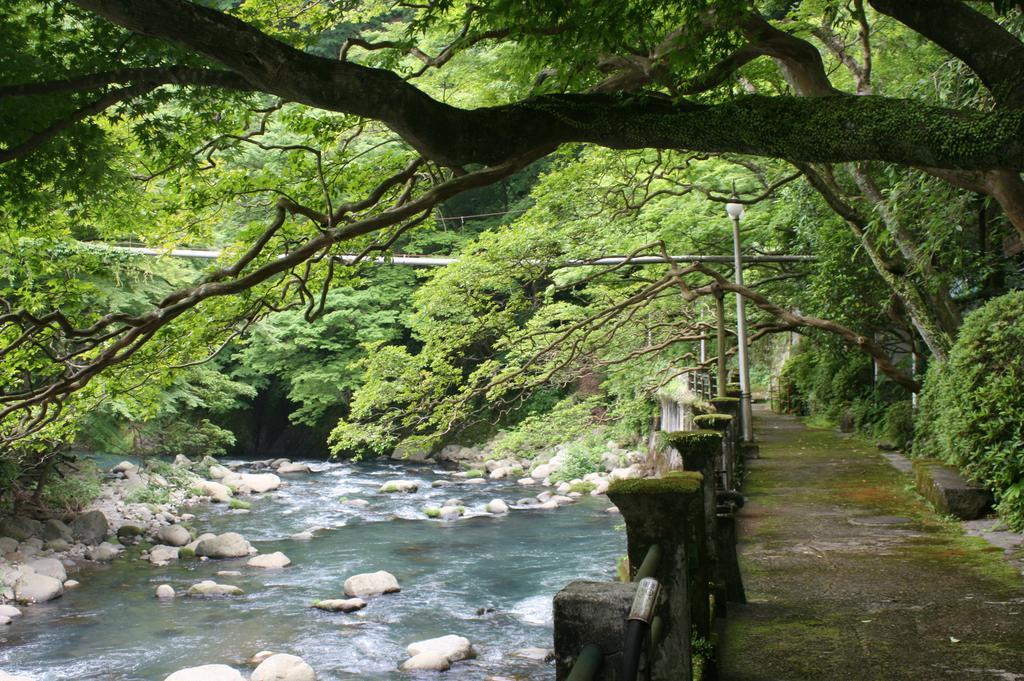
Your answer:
0,443 -> 636,680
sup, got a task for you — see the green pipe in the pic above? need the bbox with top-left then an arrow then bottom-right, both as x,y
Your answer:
567,644 -> 603,681
634,544 -> 662,581
650,615 -> 664,646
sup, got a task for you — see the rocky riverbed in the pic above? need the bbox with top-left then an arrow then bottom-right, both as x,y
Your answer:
0,442 -> 640,680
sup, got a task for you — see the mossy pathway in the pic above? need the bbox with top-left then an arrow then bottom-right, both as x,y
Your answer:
718,409 -> 1024,681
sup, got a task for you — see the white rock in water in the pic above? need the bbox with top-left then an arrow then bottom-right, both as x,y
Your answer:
112,460 -> 137,474
247,552 -> 291,569
343,570 -> 400,597
25,558 -> 66,583
238,473 -> 281,493
512,647 -> 554,661
530,464 -> 554,480
438,507 -> 462,522
400,653 -> 450,672
289,531 -> 314,541
208,464 -> 231,480
63,580 -> 80,589
13,572 -> 63,603
402,635 -> 475,671
517,477 -> 535,486
343,499 -> 369,508
556,482 -> 572,494
485,499 -> 509,514
86,542 -> 121,562
195,532 -> 252,559
195,479 -> 233,503
250,653 -> 316,681
465,478 -> 487,485
312,598 -> 366,613
249,651 -> 276,665
186,580 -> 243,597
276,462 -> 312,474
378,480 -> 418,493
156,525 -> 191,547
0,605 -> 21,618
164,664 -> 244,681
155,584 -> 175,599
149,545 -> 180,565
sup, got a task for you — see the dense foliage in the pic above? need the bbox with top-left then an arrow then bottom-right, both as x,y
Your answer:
915,292 -> 1024,529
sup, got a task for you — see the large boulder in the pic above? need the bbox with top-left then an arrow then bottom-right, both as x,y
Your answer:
247,552 -> 291,569
237,473 -> 280,493
42,519 -> 72,542
149,545 -> 180,565
343,571 -> 400,597
0,537 -> 18,554
401,635 -> 475,671
195,532 -> 252,559
25,558 -> 66,583
86,542 -> 121,562
194,480 -> 232,503
0,517 -> 42,542
250,654 -> 316,681
485,499 -> 509,514
14,572 -> 63,603
156,525 -> 191,547
0,605 -> 21,618
186,580 -> 243,597
164,665 -> 244,681
70,510 -> 108,545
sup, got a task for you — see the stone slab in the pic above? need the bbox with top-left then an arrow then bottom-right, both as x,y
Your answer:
912,459 -> 993,520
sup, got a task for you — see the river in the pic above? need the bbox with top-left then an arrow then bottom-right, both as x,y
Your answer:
0,458 -> 624,680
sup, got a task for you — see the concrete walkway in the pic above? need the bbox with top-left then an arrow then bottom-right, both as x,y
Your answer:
719,409 -> 1024,681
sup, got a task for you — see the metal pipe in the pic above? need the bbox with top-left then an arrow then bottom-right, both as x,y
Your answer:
566,644 -> 603,681
622,578 -> 662,681
633,544 -> 662,581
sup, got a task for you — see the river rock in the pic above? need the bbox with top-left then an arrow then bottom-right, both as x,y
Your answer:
343,570 -> 400,597
71,510 -> 108,545
556,482 -> 572,494
439,507 -> 462,521
195,532 -> 252,559
187,580 -> 243,597
488,467 -> 510,480
25,558 -> 65,582
512,647 -> 554,661
236,473 -> 281,493
0,605 -> 21,618
289,531 -> 314,541
485,499 -> 509,514
195,480 -> 232,503
0,517 -> 42,541
404,635 -> 475,670
156,525 -> 191,547
536,500 -> 559,510
400,653 -> 451,672
173,454 -> 192,468
164,664 -> 244,681
551,495 -> 575,506
46,539 -> 70,552
208,464 -> 231,480
250,651 -> 276,664
313,598 -> 366,613
14,572 -> 63,603
517,477 -> 535,486
112,460 -> 138,474
149,545 -> 180,565
251,653 -> 316,681
247,552 -> 291,569
86,542 -> 122,562
343,499 -> 369,508
379,480 -> 418,493
41,519 -> 72,542
277,462 -> 311,474
63,579 -> 80,589
0,537 -> 18,554
465,478 -> 487,485
155,584 -> 175,599
530,464 -> 554,481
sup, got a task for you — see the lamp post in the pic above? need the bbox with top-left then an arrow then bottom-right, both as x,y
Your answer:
726,200 -> 754,442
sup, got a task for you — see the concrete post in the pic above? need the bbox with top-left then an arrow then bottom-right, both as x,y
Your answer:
607,472 -> 706,681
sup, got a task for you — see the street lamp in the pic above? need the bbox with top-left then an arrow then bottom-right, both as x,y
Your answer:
726,200 -> 754,443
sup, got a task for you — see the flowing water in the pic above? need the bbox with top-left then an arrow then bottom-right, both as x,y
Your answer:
1,458 -> 624,680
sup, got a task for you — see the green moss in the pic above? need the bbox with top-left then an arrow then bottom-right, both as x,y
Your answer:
179,546 -> 195,558
693,413 -> 733,431
423,507 -> 441,518
667,430 -> 723,458
569,481 -> 597,494
608,471 -> 703,496
463,469 -> 484,479
229,498 -> 251,510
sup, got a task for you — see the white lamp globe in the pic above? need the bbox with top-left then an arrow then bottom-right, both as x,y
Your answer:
725,202 -> 745,220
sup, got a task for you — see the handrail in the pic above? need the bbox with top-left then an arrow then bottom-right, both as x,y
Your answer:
566,644 -> 603,681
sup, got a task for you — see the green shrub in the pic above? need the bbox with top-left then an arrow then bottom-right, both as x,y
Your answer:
463,469 -> 484,479
491,396 -> 600,460
125,484 -> 171,505
229,498 -> 251,510
551,437 -> 604,482
42,460 -> 103,512
915,291 -> 1024,529
569,480 -> 596,494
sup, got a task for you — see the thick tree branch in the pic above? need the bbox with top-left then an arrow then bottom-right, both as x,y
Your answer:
63,0 -> 1024,171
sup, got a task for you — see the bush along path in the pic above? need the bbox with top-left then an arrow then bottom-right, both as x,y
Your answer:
719,408 -> 1024,681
